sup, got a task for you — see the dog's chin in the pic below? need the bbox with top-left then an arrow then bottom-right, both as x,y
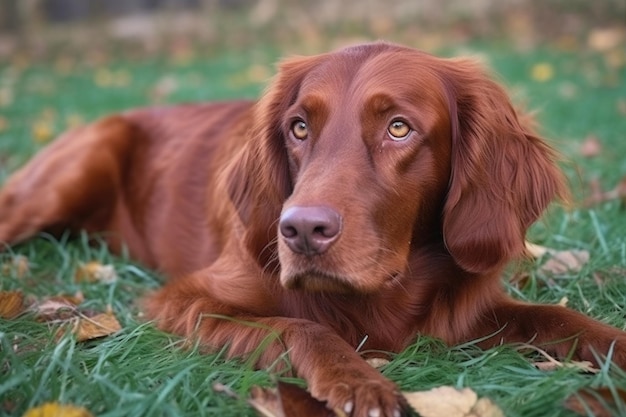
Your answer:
281,271 -> 360,294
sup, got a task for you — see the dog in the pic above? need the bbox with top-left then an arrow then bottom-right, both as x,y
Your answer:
1,42 -> 624,417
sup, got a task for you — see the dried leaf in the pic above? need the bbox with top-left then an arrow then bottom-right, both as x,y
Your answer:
248,382 -> 340,417
366,357 -> 390,369
541,250 -> 589,275
579,135 -> 602,158
566,387 -> 626,417
524,241 -> 548,258
403,386 -> 504,417
535,359 -> 598,373
74,261 -> 118,284
2,255 -> 30,278
33,296 -> 79,322
516,343 -> 599,374
588,28 -> 625,52
22,402 -> 93,417
0,290 -> 24,318
584,177 -> 626,206
524,242 -> 589,275
70,312 -> 122,342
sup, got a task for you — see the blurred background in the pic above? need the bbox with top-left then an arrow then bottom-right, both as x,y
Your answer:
0,0 -> 624,59
0,0 -> 624,186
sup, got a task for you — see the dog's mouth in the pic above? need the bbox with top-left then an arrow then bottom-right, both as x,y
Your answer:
281,269 -> 400,294
281,270 -> 358,293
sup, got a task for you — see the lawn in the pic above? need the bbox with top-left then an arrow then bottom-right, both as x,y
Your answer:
1,37 -> 625,417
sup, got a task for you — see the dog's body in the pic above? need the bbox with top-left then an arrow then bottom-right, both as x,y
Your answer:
1,42 -> 625,417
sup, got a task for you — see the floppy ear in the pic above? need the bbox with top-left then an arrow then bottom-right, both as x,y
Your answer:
224,54 -> 321,265
441,59 -> 567,273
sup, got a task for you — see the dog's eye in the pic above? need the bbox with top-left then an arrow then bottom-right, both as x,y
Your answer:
291,120 -> 308,140
387,120 -> 411,140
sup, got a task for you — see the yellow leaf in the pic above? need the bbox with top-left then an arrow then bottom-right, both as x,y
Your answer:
530,63 -> 554,82
32,120 -> 55,143
403,386 -> 504,417
94,68 -> 114,87
0,290 -> 24,319
22,402 -> 93,417
71,312 -> 122,342
74,261 -> 118,284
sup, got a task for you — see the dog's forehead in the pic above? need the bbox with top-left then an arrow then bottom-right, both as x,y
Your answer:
296,47 -> 447,114
300,46 -> 444,100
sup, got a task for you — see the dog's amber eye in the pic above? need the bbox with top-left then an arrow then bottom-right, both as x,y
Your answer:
387,120 -> 410,140
291,120 -> 308,140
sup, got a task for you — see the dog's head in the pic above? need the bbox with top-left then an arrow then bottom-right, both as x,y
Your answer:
227,42 -> 566,293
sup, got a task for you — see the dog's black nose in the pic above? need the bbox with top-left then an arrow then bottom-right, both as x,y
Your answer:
279,206 -> 342,256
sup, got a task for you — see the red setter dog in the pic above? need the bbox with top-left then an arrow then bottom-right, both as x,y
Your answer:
1,42 -> 625,416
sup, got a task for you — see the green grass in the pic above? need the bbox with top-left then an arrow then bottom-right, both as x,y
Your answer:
1,40 -> 626,417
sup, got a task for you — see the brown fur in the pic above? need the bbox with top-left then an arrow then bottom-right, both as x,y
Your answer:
1,42 -> 624,417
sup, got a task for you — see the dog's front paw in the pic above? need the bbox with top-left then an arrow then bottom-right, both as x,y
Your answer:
310,366 -> 406,417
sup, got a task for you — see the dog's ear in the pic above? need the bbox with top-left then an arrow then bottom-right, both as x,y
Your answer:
224,54 -> 322,265
441,59 -> 567,273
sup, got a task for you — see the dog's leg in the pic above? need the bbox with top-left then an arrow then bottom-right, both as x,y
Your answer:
473,298 -> 626,368
0,116 -> 139,247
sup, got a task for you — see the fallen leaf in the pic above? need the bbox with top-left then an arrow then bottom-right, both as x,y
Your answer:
588,27 -> 625,52
0,290 -> 24,318
534,359 -> 597,373
524,242 -> 589,275
2,255 -> 30,278
516,343 -> 599,374
366,357 -> 390,369
70,311 -> 122,342
150,75 -> 178,103
541,250 -> 589,275
566,387 -> 626,417
403,386 -> 503,417
579,135 -> 602,158
586,177 -> 626,206
215,381 -> 342,417
509,270 -> 532,289
33,296 -> 79,322
74,261 -> 118,284
530,63 -> 554,82
22,402 -> 93,417
249,382 -> 340,417
524,241 -> 549,258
